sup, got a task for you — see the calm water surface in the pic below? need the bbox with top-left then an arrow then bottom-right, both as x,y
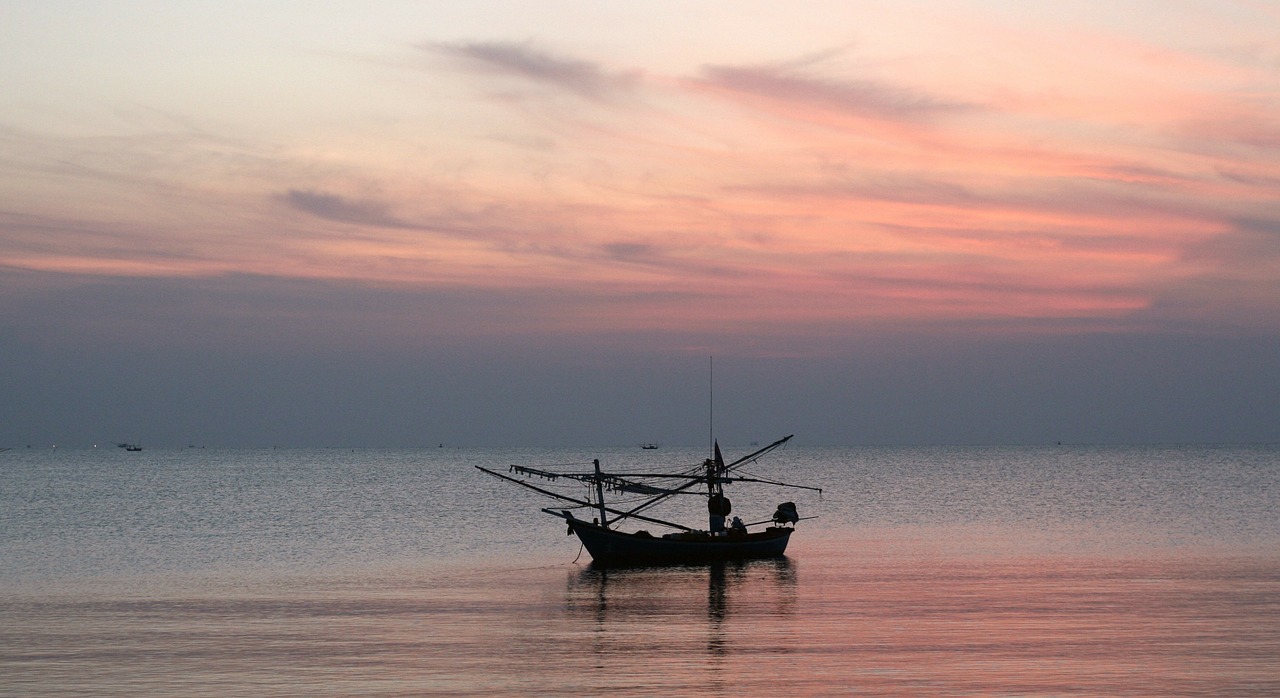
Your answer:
2,445 -> 1278,695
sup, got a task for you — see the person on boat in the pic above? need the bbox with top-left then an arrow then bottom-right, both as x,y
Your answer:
708,493 -> 731,534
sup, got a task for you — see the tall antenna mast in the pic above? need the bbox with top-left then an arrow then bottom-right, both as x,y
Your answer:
708,355 -> 714,459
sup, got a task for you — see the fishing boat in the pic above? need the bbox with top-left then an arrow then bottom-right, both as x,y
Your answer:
476,435 -> 820,566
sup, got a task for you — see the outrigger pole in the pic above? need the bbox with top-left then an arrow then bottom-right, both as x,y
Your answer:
474,465 -> 695,531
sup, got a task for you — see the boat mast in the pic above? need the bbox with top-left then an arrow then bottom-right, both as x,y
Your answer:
708,442 -> 724,497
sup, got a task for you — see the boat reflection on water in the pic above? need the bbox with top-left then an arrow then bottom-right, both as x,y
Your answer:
563,558 -> 798,671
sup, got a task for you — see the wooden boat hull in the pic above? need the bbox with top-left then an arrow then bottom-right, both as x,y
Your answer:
567,519 -> 792,566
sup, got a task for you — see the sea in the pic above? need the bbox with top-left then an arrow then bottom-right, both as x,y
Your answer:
2,443 -> 1278,696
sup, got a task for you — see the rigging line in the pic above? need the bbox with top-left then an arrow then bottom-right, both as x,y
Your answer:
595,470 -> 705,478
617,473 -> 715,482
542,507 -> 691,532
724,466 -> 818,492
479,466 -> 694,531
611,434 -> 794,525
722,434 -> 794,472
728,476 -> 823,493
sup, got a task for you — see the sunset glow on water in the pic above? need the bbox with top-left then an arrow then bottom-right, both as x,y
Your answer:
3,446 -> 1277,695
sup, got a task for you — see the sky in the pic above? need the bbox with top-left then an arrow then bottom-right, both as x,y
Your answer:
2,1 -> 1278,447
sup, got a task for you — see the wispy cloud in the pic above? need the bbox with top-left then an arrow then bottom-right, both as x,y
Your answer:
426,41 -> 639,99
696,61 -> 975,122
1190,216 -> 1280,275
1216,168 -> 1280,188
282,189 -> 417,229
600,241 -> 656,261
1183,113 -> 1280,151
